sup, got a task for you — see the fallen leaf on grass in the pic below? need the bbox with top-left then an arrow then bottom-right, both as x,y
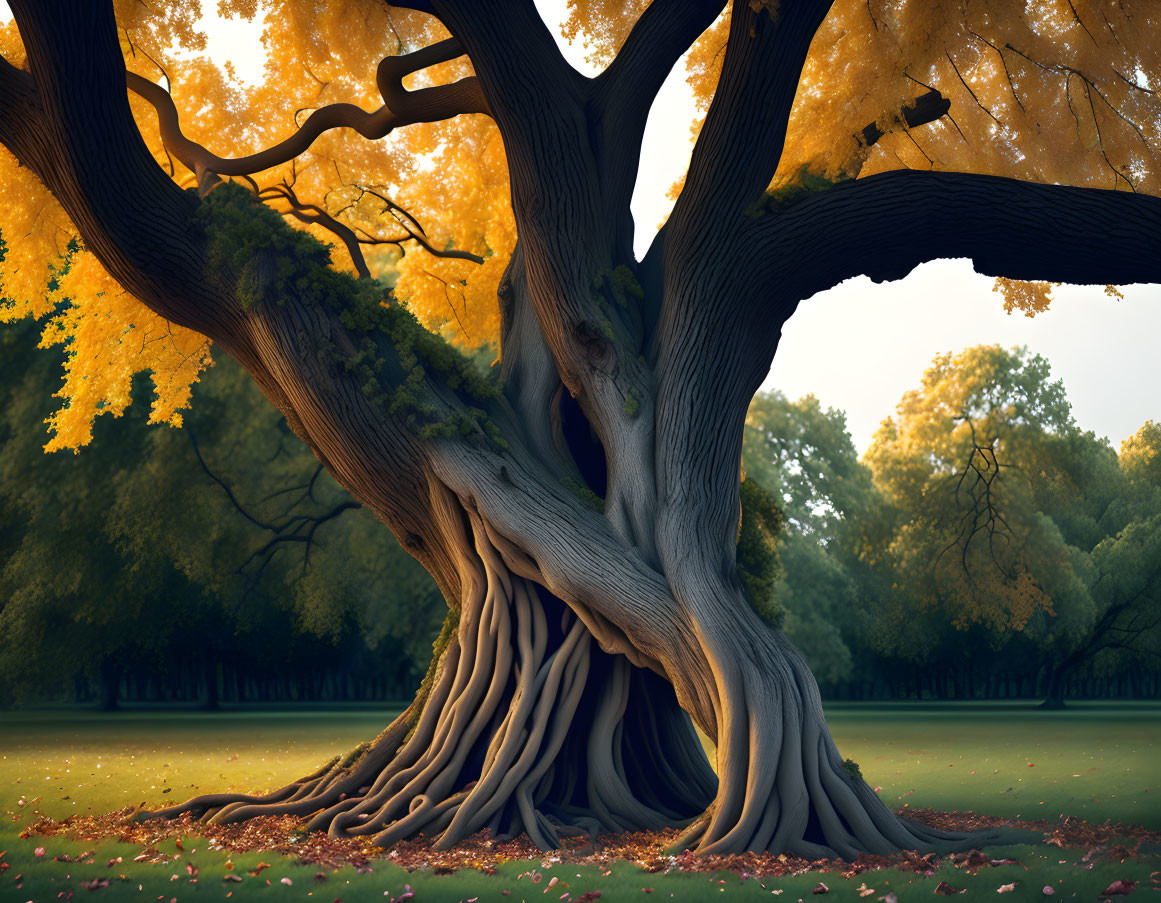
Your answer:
1100,880 -> 1137,896
997,883 -> 1017,893
812,882 -> 829,894
856,883 -> 875,897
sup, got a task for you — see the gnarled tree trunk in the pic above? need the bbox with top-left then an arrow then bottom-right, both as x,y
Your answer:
3,0 -> 1159,860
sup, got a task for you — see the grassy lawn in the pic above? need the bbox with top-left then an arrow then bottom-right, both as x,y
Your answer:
1,701 -> 1158,901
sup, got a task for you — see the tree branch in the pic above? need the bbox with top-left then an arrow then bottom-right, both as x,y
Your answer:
5,0 -> 235,339
258,182 -> 373,278
859,90 -> 952,149
0,53 -> 45,170
761,170 -> 1161,304
593,0 -> 727,236
666,0 -> 835,236
126,39 -> 489,185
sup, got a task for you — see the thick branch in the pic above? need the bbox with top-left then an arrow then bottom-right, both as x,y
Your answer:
762,170 -> 1161,302
667,0 -> 835,235
593,0 -> 727,239
6,0 -> 234,338
0,53 -> 44,169
126,39 -> 488,181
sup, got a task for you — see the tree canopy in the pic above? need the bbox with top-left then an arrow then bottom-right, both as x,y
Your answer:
1,1 -> 1159,449
0,317 -> 444,707
749,348 -> 1161,704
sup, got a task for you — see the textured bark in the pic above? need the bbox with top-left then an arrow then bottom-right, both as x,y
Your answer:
2,0 -> 1156,859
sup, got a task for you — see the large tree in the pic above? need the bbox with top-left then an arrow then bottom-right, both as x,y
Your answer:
1,0 -> 1158,859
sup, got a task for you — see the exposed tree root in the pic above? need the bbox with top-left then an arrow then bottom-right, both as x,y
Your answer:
147,516 -> 715,851
146,512 -> 1017,859
666,625 -> 1024,859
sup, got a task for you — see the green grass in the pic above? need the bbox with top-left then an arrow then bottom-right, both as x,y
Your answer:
2,702 -> 1158,901
823,701 -> 1161,827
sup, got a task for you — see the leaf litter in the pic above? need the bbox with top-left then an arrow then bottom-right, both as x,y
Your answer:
16,805 -> 1161,885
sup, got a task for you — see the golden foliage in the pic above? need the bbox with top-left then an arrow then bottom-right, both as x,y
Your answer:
562,0 -> 650,68
2,0 -> 1158,447
992,277 -> 1058,317
775,0 -> 1161,194
38,249 -> 212,452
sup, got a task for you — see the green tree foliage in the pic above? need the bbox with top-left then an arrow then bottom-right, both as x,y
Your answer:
859,346 -> 1160,702
747,350 -> 1160,702
735,477 -> 784,625
743,392 -> 878,684
0,321 -> 444,707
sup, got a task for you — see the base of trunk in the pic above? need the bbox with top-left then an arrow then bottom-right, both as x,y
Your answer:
146,574 -> 715,850
144,526 -> 1014,858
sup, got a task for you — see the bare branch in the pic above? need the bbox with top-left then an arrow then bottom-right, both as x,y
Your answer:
945,50 -> 1002,126
258,182 -> 373,278
190,426 -> 362,573
933,415 -> 1015,580
126,39 -> 489,184
357,188 -> 484,263
968,31 -> 1026,112
189,431 -> 279,532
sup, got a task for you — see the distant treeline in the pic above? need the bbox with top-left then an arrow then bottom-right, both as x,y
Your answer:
1,332 -> 1157,708
746,346 -> 1161,707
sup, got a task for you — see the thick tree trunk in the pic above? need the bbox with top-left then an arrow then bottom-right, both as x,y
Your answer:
148,476 -> 995,858
151,510 -> 718,849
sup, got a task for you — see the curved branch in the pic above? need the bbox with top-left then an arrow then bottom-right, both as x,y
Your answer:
358,188 -> 485,263
126,38 -> 489,182
761,170 -> 1161,304
259,183 -> 373,278
4,0 -> 238,340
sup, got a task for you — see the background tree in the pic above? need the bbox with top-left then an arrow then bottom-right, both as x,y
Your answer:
743,391 -> 876,686
0,318 -> 444,709
0,0 -> 1159,858
859,346 -> 1161,703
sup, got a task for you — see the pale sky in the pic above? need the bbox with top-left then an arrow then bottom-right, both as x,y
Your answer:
3,1 -> 1157,455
